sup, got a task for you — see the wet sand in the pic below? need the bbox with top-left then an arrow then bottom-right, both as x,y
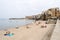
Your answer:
0,21 -> 55,40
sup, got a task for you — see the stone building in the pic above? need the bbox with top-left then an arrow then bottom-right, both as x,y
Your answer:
47,7 -> 60,18
25,7 -> 60,20
42,7 -> 60,20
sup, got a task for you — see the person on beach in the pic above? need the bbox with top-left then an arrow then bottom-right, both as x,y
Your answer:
41,25 -> 47,28
4,31 -> 14,36
4,31 -> 10,36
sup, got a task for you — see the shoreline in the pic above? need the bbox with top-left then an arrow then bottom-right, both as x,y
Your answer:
0,20 -> 56,40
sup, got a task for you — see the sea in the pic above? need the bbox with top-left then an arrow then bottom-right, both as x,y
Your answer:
0,18 -> 34,30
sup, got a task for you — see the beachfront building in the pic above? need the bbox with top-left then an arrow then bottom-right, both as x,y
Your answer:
25,7 -> 60,20
41,7 -> 60,20
47,8 -> 60,18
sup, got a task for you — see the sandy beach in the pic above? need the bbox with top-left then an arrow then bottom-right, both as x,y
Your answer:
0,20 -> 56,40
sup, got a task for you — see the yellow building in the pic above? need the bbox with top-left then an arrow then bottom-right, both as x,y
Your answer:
47,7 -> 60,18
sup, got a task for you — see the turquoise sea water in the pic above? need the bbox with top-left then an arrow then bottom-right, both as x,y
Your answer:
0,18 -> 34,30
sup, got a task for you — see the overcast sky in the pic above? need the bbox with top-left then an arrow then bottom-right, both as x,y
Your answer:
0,0 -> 60,18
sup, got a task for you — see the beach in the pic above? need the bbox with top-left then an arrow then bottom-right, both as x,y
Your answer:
0,20 -> 56,40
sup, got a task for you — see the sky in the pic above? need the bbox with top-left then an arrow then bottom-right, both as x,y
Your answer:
0,0 -> 60,18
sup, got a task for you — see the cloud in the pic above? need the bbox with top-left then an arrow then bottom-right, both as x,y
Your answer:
0,0 -> 60,18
